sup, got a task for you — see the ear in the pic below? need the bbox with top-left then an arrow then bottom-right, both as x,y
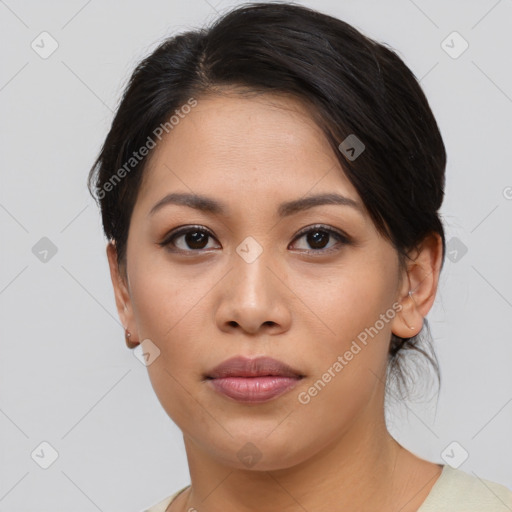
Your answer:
391,232 -> 443,338
106,242 -> 139,349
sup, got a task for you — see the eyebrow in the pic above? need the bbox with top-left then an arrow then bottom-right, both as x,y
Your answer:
148,192 -> 363,218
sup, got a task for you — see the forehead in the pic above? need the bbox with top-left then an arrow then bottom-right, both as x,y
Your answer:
137,91 -> 359,209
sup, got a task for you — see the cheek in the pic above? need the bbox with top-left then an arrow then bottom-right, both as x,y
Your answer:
129,255 -> 204,340
298,259 -> 398,416
296,272 -> 396,431
306,263 -> 396,349
128,263 -> 210,427
127,256 -> 215,396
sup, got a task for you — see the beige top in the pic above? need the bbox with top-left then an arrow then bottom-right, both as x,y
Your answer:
143,465 -> 512,512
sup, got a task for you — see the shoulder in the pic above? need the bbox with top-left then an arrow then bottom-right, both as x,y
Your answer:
418,465 -> 512,511
142,485 -> 190,512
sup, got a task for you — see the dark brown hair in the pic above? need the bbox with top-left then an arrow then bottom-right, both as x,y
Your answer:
88,2 -> 446,398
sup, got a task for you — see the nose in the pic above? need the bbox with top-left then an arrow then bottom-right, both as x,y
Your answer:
214,246 -> 292,336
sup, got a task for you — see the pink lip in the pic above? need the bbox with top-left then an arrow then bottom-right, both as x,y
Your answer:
205,356 -> 304,403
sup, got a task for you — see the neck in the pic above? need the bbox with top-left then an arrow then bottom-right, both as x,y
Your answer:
176,400 -> 429,512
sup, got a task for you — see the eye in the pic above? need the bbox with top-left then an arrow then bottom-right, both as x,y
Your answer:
289,224 -> 349,254
158,226 -> 220,253
158,224 -> 350,255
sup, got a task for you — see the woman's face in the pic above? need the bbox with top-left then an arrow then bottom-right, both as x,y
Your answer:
111,92 -> 410,470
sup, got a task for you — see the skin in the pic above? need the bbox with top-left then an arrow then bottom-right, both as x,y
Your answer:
107,91 -> 444,512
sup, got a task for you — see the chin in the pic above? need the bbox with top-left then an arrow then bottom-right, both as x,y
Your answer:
197,431 -> 314,472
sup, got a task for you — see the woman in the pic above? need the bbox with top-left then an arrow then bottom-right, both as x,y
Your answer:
88,3 -> 512,511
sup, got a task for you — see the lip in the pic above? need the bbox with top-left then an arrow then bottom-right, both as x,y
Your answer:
205,356 -> 304,403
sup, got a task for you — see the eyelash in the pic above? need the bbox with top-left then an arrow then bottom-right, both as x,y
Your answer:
158,224 -> 351,256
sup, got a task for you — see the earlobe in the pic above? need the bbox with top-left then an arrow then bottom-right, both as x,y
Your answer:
391,232 -> 443,339
392,289 -> 423,338
106,242 -> 140,349
124,328 -> 139,349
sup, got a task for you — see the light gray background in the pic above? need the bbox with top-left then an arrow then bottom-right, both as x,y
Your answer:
1,0 -> 511,510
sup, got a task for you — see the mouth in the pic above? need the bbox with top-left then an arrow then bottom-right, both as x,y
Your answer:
205,356 -> 305,403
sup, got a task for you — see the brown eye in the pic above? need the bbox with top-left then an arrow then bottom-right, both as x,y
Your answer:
181,230 -> 209,249
290,225 -> 349,253
159,226 -> 220,253
306,230 -> 330,249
